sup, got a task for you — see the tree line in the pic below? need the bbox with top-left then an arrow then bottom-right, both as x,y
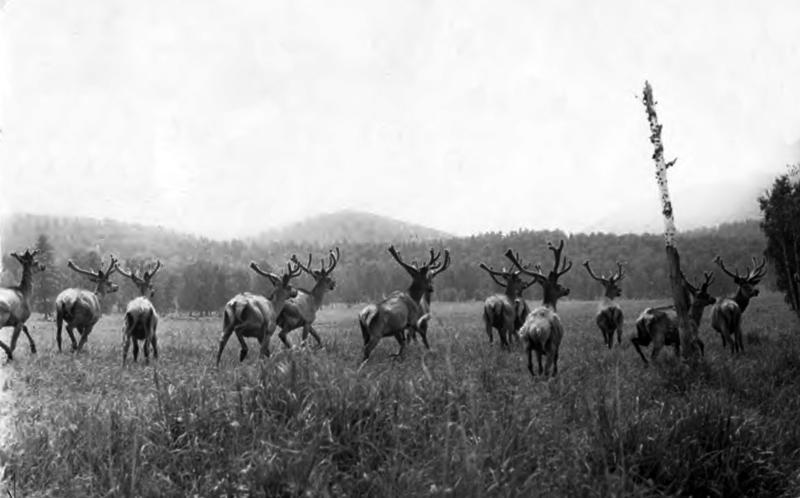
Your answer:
0,219 -> 772,318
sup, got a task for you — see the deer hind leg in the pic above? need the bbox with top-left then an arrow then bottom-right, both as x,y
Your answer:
526,346 -> 535,377
651,332 -> 665,362
75,324 -> 93,352
631,336 -> 649,365
122,329 -> 132,365
483,313 -> 494,343
305,325 -> 322,347
55,313 -> 64,352
535,350 -> 544,376
362,334 -> 383,362
20,325 -> 37,354
278,326 -> 293,350
151,332 -> 159,360
215,326 -> 235,367
8,324 -> 25,357
132,339 -> 140,362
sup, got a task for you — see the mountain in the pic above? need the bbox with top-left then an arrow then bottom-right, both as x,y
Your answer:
250,210 -> 454,246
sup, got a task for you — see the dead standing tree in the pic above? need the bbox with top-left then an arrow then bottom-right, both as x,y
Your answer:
642,81 -> 699,360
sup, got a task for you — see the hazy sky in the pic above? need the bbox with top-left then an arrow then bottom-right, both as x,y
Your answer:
1,0 -> 799,239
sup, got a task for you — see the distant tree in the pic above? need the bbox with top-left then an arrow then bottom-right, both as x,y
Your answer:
32,234 -> 60,319
759,167 -> 800,318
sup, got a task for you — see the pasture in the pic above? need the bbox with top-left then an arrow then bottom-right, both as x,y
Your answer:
2,293 -> 800,497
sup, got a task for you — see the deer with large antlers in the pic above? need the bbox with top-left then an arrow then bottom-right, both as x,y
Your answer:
215,259 -> 302,366
583,260 -> 626,349
505,240 -> 573,377
276,248 -> 339,349
711,255 -> 768,355
55,255 -> 119,352
632,271 -> 716,365
479,255 -> 536,349
0,249 -> 46,360
117,260 -> 162,365
359,245 -> 451,361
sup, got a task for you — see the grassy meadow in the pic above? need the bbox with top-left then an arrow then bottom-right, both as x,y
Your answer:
2,293 -> 800,497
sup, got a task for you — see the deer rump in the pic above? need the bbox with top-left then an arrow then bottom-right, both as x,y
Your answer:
596,302 -> 623,338
634,308 -> 678,348
56,289 -> 102,326
277,291 -> 317,331
483,295 -> 529,337
223,293 -> 277,340
124,297 -> 158,341
520,307 -> 563,353
359,292 -> 429,343
710,298 -> 742,347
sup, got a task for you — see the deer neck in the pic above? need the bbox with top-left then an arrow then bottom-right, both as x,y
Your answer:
504,283 -> 522,301
730,287 -> 751,312
270,291 -> 293,316
407,280 -> 428,303
541,285 -> 561,312
94,284 -> 112,301
688,301 -> 707,325
17,266 -> 35,297
309,280 -> 330,307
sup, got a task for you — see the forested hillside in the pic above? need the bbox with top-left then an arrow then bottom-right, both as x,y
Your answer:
0,213 -> 770,315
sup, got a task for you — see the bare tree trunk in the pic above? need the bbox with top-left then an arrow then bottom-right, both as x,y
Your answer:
642,81 -> 697,359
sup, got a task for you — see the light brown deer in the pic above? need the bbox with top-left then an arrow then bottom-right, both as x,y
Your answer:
215,259 -> 302,366
117,260 -> 162,365
479,256 -> 536,348
0,249 -> 46,360
55,255 -> 119,352
276,248 -> 339,349
505,240 -> 573,377
711,255 -> 767,355
583,260 -> 626,349
632,271 -> 716,365
359,246 -> 451,361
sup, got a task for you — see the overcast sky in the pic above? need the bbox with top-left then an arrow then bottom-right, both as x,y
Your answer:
1,0 -> 799,239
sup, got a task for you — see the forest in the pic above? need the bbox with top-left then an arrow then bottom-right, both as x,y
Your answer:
0,213 -> 770,316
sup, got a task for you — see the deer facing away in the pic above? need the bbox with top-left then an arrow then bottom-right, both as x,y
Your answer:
583,260 -> 626,349
215,259 -> 302,366
117,260 -> 162,365
55,255 -> 119,352
359,246 -> 450,362
0,249 -> 46,360
276,248 -> 339,349
711,255 -> 767,355
632,271 -> 716,365
505,240 -> 573,377
479,255 -> 536,349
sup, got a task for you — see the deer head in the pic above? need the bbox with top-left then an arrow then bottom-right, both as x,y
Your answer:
713,255 -> 767,300
681,270 -> 716,309
11,248 -> 46,275
249,259 -> 303,300
583,260 -> 625,299
479,252 -> 536,298
291,247 -> 340,292
505,240 -> 573,309
117,259 -> 162,298
67,254 -> 120,295
388,245 -> 451,301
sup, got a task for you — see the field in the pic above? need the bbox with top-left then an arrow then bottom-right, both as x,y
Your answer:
2,293 -> 800,497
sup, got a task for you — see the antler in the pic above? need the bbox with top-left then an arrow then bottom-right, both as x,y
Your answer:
504,249 -> 547,282
144,259 -> 162,281
291,253 -> 315,275
546,240 -> 573,278
479,263 -> 510,287
582,260 -> 608,283
67,260 -> 101,279
613,262 -> 626,282
285,259 -> 303,280
745,256 -> 768,283
699,271 -> 715,292
250,261 -> 279,281
116,264 -> 143,283
323,247 -> 340,275
388,245 -> 419,275
429,249 -> 451,278
102,255 -> 119,278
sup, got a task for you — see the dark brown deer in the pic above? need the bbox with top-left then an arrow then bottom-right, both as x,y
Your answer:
505,240 -> 573,377
116,260 -> 162,365
215,259 -> 302,366
275,248 -> 339,349
359,245 -> 451,361
583,260 -> 626,349
479,256 -> 536,348
632,271 -> 716,365
55,255 -> 119,352
711,255 -> 767,355
0,249 -> 46,360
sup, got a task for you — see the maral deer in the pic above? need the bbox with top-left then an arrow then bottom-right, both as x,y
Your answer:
583,260 -> 626,349
0,249 -> 46,360
632,271 -> 716,365
505,240 -> 573,377
55,255 -> 119,352
359,246 -> 450,361
215,259 -> 302,366
276,248 -> 339,349
117,260 -> 162,365
478,255 -> 536,348
711,255 -> 767,355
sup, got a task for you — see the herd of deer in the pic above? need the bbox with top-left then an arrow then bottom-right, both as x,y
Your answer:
0,241 -> 779,375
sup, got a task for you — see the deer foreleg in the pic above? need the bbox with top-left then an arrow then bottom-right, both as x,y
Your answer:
256,326 -> 271,359
132,339 -> 140,362
304,325 -> 322,347
631,337 -> 649,365
20,325 -> 36,354
278,327 -> 293,349
8,324 -> 24,356
0,339 -> 11,361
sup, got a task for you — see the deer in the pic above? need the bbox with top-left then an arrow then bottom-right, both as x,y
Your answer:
55,255 -> 119,353
275,248 -> 339,349
632,270 -> 716,365
478,256 -> 536,349
0,249 -> 46,360
116,260 -> 162,365
215,259 -> 302,366
359,245 -> 451,362
583,260 -> 626,349
711,255 -> 768,355
505,240 -> 573,377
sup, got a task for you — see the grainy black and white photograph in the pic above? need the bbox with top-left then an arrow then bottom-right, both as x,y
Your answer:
1,0 -> 799,496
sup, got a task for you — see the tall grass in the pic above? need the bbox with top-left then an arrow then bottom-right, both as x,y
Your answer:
2,294 -> 800,497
